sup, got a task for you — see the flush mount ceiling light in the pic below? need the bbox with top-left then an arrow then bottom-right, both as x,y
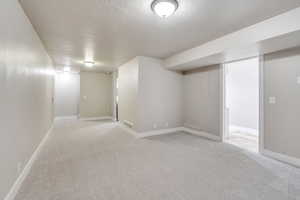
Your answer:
84,61 -> 95,67
63,66 -> 71,72
151,0 -> 179,18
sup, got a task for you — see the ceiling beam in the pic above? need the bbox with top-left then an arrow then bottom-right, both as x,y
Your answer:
164,7 -> 300,70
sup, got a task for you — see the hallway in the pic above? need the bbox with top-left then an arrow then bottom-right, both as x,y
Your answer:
15,120 -> 300,200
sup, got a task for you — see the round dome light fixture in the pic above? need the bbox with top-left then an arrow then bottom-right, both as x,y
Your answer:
84,61 -> 95,67
151,0 -> 179,18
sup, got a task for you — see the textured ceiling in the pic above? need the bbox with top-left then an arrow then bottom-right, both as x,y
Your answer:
20,0 -> 300,72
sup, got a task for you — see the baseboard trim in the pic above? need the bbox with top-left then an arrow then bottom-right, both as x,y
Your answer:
230,125 -> 258,136
118,124 -> 222,142
118,122 -> 138,137
138,127 -> 184,138
4,125 -> 54,200
123,120 -> 134,128
79,116 -> 113,121
262,149 -> 300,168
182,127 -> 222,141
55,115 -> 77,121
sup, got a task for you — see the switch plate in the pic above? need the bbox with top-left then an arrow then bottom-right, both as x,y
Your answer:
153,124 -> 157,129
269,97 -> 276,104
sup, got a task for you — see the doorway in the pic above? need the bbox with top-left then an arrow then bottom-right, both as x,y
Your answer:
223,57 -> 260,152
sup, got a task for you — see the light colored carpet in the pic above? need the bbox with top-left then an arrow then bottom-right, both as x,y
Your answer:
226,131 -> 259,153
15,120 -> 300,200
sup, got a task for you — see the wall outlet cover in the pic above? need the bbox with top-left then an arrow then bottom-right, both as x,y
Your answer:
269,97 -> 276,104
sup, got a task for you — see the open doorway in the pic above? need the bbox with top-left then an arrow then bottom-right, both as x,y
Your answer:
224,57 -> 260,152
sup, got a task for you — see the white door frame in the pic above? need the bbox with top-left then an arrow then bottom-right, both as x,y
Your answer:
220,56 -> 264,153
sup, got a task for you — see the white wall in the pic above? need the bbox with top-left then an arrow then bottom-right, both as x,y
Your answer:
0,0 -> 54,199
137,57 -> 183,132
183,65 -> 221,136
264,48 -> 300,159
79,72 -> 113,118
118,58 -> 139,129
226,58 -> 259,132
118,56 -> 183,133
55,72 -> 80,118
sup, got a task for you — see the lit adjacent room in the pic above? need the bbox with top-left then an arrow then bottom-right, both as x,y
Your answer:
224,57 -> 260,152
1,0 -> 300,200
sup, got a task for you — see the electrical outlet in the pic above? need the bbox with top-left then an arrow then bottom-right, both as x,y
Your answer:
269,97 -> 276,104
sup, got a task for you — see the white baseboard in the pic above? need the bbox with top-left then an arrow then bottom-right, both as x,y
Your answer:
118,123 -> 221,142
55,115 -> 77,121
230,125 -> 258,136
4,125 -> 54,200
262,149 -> 300,168
118,122 -> 138,137
182,127 -> 222,141
123,120 -> 134,128
138,127 -> 184,138
79,116 -> 113,121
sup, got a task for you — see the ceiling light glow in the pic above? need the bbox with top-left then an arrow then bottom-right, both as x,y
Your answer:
151,0 -> 178,18
84,61 -> 95,67
63,66 -> 71,72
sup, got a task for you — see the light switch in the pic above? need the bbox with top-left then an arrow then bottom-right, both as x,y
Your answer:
269,97 -> 276,104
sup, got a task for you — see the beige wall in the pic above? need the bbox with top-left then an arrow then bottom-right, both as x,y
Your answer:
118,58 -> 139,129
264,48 -> 300,159
55,73 -> 80,117
79,72 -> 113,118
137,57 -> 183,132
0,0 -> 54,199
183,65 -> 221,136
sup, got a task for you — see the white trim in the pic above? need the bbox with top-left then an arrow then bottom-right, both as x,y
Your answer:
259,55 -> 265,153
79,116 -> 114,121
4,125 -> 54,200
221,57 -> 263,150
123,120 -> 134,127
118,122 -> 138,137
229,125 -> 258,136
138,127 -> 184,138
182,127 -> 222,142
220,64 -> 226,142
55,115 -> 77,121
118,123 -> 222,142
262,149 -> 300,168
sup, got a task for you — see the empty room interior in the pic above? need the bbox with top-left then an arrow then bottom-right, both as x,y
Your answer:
2,0 -> 300,200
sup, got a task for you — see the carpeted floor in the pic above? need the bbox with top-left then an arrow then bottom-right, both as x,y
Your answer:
15,120 -> 300,200
226,131 -> 259,153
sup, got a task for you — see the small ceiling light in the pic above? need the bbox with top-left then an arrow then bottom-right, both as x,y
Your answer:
63,66 -> 71,72
84,61 -> 95,67
151,0 -> 178,18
